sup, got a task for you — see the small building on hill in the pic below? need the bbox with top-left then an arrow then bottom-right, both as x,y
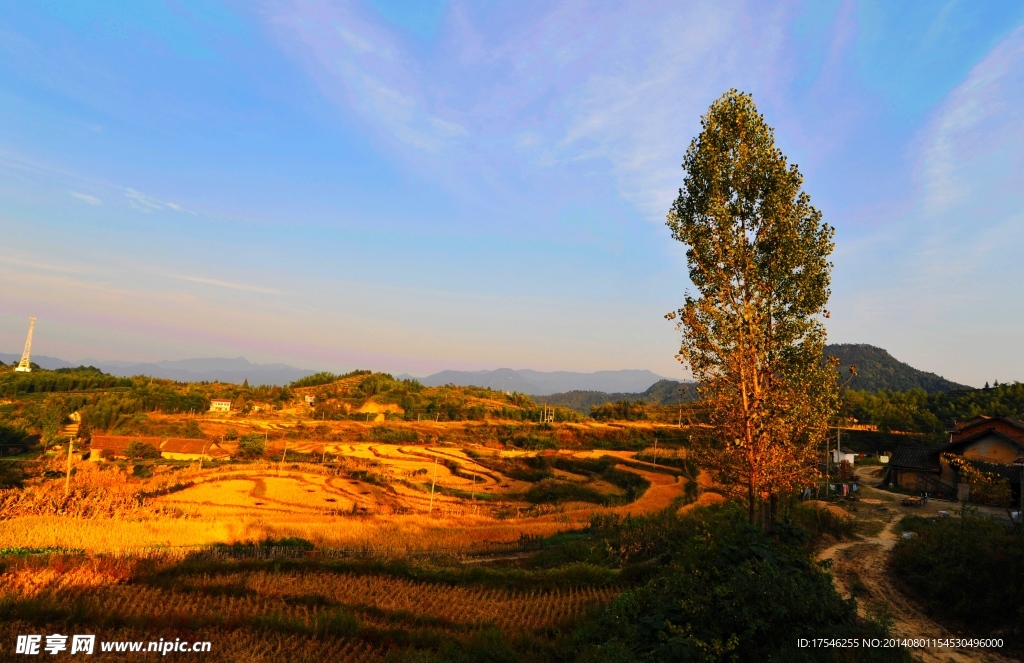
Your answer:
209,399 -> 231,413
160,438 -> 228,461
883,415 -> 1024,502
304,394 -> 316,406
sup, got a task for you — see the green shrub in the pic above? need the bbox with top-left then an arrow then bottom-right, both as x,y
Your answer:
0,461 -> 26,489
892,512 -> 1024,634
311,609 -> 359,638
125,440 -> 160,459
369,426 -> 419,443
574,504 -> 907,661
505,434 -> 556,450
786,502 -> 858,544
237,433 -> 266,458
525,480 -> 607,504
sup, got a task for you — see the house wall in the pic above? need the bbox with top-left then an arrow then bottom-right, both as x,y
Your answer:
959,434 -> 1021,464
161,452 -> 208,461
895,469 -> 924,490
831,451 -> 856,465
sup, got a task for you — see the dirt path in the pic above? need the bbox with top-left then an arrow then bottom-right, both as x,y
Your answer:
819,485 -> 1016,663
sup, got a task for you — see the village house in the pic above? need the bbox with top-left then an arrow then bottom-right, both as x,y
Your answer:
884,415 -> 1024,502
89,435 -> 160,461
304,394 -> 316,406
209,399 -> 231,413
90,435 -> 227,462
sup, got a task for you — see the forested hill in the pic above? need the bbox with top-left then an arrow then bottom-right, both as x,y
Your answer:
826,344 -> 971,393
535,379 -> 697,413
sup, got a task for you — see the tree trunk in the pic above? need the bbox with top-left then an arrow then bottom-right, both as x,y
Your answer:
747,478 -> 756,525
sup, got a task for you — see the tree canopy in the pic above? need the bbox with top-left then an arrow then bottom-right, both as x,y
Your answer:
666,90 -> 839,524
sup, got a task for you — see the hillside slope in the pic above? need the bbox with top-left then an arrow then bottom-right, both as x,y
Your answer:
536,379 -> 697,412
407,368 -> 668,395
826,344 -> 971,393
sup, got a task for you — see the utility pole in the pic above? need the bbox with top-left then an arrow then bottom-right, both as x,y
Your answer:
64,438 -> 74,495
278,439 -> 288,475
652,438 -> 658,469
429,457 -> 438,515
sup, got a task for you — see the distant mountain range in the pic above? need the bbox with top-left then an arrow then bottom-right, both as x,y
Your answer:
397,368 -> 673,396
0,343 -> 975,394
0,354 -> 316,386
825,344 -> 972,393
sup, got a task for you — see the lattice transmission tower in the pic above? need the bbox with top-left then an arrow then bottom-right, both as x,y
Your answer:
14,317 -> 37,373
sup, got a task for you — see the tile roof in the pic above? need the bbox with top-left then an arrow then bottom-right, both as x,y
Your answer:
160,438 -> 225,456
90,436 -> 162,456
888,445 -> 940,472
956,415 -> 1024,433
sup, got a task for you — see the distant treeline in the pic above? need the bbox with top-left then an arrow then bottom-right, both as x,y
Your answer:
289,369 -> 372,388
842,382 -> 1024,439
0,366 -> 131,396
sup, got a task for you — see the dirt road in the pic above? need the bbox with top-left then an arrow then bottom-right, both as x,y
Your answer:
818,476 -> 1016,663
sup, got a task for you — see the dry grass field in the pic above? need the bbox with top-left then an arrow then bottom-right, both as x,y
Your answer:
0,364 -> 704,662
0,426 -> 694,661
0,440 -> 690,554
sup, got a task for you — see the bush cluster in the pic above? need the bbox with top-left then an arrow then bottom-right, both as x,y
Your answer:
893,511 -> 1024,637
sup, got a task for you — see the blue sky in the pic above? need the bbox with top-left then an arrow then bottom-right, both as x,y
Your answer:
0,1 -> 1022,386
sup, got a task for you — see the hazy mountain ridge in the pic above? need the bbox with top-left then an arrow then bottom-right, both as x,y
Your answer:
0,354 -> 316,386
1,344 -> 973,393
537,345 -> 974,412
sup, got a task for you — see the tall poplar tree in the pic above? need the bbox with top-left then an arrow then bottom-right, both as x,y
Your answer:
666,90 -> 839,525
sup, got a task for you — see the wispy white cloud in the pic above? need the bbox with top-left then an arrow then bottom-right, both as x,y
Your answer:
0,254 -> 91,274
263,1 -> 802,221
267,0 -> 466,154
70,191 -> 102,205
125,188 -> 174,213
165,273 -> 284,295
917,24 -> 1024,216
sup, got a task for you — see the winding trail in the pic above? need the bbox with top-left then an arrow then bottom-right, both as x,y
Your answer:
818,497 -> 1015,663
